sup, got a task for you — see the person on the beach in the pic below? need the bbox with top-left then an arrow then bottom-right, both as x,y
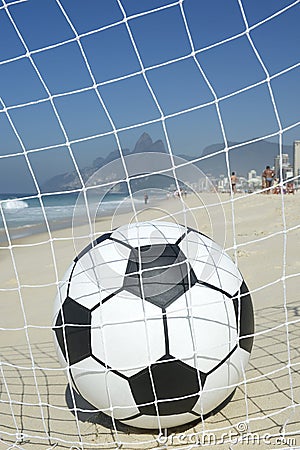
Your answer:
262,165 -> 274,193
144,193 -> 149,204
230,172 -> 238,194
273,177 -> 280,194
286,181 -> 295,194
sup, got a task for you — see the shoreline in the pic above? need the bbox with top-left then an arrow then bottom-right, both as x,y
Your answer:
0,192 -> 159,244
2,189 -> 297,245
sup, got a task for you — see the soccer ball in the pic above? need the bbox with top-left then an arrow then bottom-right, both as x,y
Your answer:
53,221 -> 254,429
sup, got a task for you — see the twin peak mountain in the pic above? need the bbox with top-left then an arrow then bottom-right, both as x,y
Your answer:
42,133 -> 292,192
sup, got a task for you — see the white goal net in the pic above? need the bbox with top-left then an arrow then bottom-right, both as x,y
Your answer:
0,0 -> 299,449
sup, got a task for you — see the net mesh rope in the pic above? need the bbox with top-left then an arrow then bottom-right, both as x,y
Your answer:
0,0 -> 299,448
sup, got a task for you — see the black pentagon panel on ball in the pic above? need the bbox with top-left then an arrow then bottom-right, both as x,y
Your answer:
129,358 -> 204,416
232,281 -> 254,353
54,297 -> 92,365
123,243 -> 197,308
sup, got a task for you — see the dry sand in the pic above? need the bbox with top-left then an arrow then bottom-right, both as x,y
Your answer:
0,191 -> 299,449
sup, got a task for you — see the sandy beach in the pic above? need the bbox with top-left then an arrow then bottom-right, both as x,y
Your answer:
0,191 -> 299,449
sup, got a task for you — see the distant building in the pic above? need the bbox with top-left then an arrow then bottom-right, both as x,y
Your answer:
274,154 -> 288,177
248,169 -> 257,181
246,169 -> 261,191
294,140 -> 300,181
218,176 -> 228,192
274,153 -> 293,180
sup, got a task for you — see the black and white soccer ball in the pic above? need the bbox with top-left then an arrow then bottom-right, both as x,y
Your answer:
53,221 -> 254,429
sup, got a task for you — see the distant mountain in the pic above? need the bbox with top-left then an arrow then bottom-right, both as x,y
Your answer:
42,134 -> 293,192
133,132 -> 166,154
42,171 -> 81,193
42,133 -> 166,193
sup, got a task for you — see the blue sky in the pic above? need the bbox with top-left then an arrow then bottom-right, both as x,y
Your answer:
0,0 -> 299,192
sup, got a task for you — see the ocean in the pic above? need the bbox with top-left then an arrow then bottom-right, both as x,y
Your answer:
0,191 -> 149,243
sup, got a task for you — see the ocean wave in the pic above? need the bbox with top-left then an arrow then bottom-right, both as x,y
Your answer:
0,194 -> 158,242
2,199 -> 29,210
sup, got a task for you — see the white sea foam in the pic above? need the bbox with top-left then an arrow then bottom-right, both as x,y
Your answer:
2,199 -> 29,210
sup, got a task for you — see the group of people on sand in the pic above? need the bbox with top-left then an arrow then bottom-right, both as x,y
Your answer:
262,165 -> 295,194
230,166 -> 295,195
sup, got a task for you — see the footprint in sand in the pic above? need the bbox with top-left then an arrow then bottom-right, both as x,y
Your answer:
3,278 -> 18,287
237,249 -> 251,257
